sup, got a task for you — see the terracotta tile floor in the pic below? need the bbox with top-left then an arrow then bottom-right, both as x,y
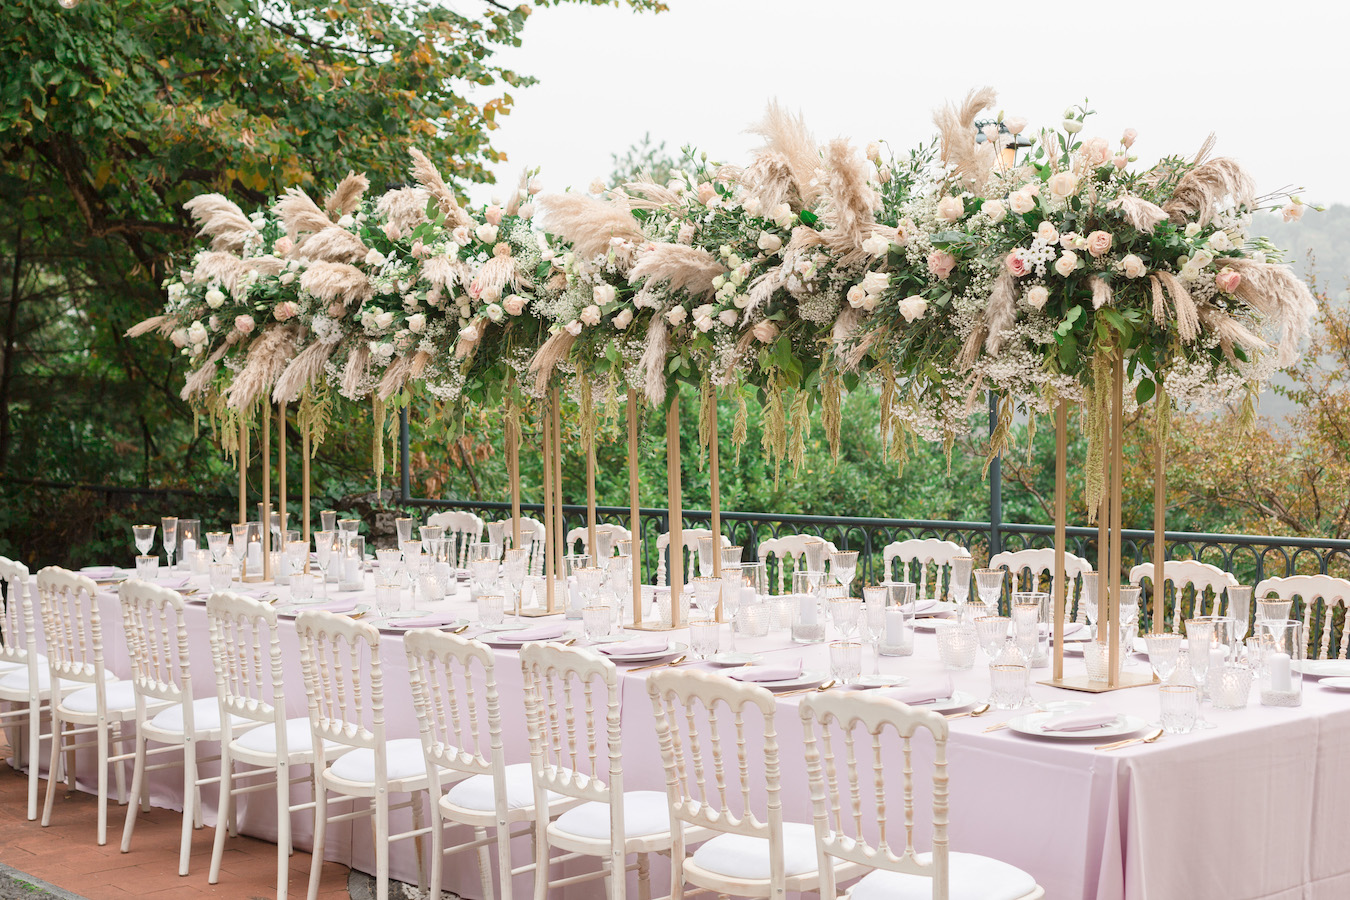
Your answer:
0,733 -> 351,900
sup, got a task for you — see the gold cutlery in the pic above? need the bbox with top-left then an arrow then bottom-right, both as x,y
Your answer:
630,655 -> 687,673
777,679 -> 838,698
1095,727 -> 1165,751
983,721 -> 1011,732
451,624 -> 471,634
945,702 -> 992,720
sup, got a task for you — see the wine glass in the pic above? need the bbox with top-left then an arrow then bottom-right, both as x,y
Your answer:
949,555 -> 973,610
503,548 -> 529,621
690,576 -> 722,621
859,586 -> 889,683
974,568 -> 1004,616
721,546 -> 744,568
606,555 -> 633,633
486,522 -> 506,561
830,550 -> 859,597
1184,618 -> 1218,729
829,595 -> 862,641
313,531 -> 336,597
696,536 -> 716,578
206,531 -> 230,564
803,538 -> 827,574
1144,632 -> 1183,682
720,565 -> 744,657
594,529 -> 616,572
133,524 -> 156,561
575,566 -> 606,629
161,517 -> 178,571
1080,572 -> 1100,637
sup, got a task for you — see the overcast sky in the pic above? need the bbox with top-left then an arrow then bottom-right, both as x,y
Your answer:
467,0 -> 1347,208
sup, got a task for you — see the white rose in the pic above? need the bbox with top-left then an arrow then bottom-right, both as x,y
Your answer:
743,197 -> 763,217
718,309 -> 738,327
479,284 -> 502,303
1054,251 -> 1079,277
1025,285 -> 1049,310
170,328 -> 189,348
1206,230 -> 1232,252
861,234 -> 890,257
337,214 -> 355,228
982,200 -> 1006,221
727,267 -> 746,287
484,303 -> 503,322
407,313 -> 426,333
279,272 -> 296,285
1192,249 -> 1215,269
771,203 -> 794,229
187,322 -> 207,344
846,285 -> 867,309
364,248 -> 387,268
1009,190 -> 1036,215
564,319 -> 583,336
1048,172 -> 1078,200
757,230 -> 783,254
580,304 -> 601,326
613,308 -> 634,330
503,294 -> 527,316
694,314 -> 714,332
205,289 -> 225,308
375,311 -> 395,329
936,196 -> 965,222
862,271 -> 890,295
1120,254 -> 1147,279
475,223 -> 498,244
732,292 -> 750,309
665,306 -> 687,326
752,320 -> 779,342
897,296 -> 928,322
593,284 -> 616,305
1036,221 -> 1059,244
693,304 -> 714,320
1184,223 -> 1202,238
861,294 -> 879,313
459,323 -> 480,342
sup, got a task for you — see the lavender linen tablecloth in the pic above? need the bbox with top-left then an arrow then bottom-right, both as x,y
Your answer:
71,571 -> 1350,900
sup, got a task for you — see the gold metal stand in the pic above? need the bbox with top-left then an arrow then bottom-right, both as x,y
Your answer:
709,394 -> 724,622
1153,400 -> 1167,632
627,390 -> 646,628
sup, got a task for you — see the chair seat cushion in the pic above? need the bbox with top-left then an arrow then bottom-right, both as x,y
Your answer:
328,738 -> 425,784
234,717 -> 332,757
847,852 -> 1039,900
0,664 -> 105,694
61,680 -> 137,714
445,762 -> 554,812
0,656 -> 38,672
148,697 -> 244,735
552,790 -> 671,841
691,821 -> 819,880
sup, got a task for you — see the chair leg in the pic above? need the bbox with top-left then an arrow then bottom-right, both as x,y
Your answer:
208,749 -> 232,885
532,814 -> 550,900
374,792 -> 390,900
26,700 -> 40,821
475,827 -> 494,900
496,814 -> 514,900
426,797 -> 443,900
275,759 -> 290,900
306,779 -> 328,900
120,729 -> 147,853
40,714 -> 60,827
97,719 -> 110,845
179,739 -> 197,875
637,851 -> 651,900
113,722 -> 127,806
411,792 -> 427,894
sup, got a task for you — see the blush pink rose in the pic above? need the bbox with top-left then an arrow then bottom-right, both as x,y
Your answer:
1215,268 -> 1242,294
1086,230 -> 1113,258
484,205 -> 503,225
274,236 -> 294,255
273,301 -> 298,321
1005,251 -> 1031,278
411,240 -> 430,259
927,250 -> 956,281
382,222 -> 402,242
697,183 -> 716,205
234,314 -> 255,334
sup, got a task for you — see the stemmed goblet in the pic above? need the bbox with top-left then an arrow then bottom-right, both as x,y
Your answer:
719,565 -> 745,658
696,536 -> 716,579
312,531 -> 336,598
830,550 -> 859,598
949,556 -> 974,615
134,525 -> 156,562
161,517 -> 179,572
503,548 -> 529,621
859,586 -> 890,685
974,568 -> 1004,617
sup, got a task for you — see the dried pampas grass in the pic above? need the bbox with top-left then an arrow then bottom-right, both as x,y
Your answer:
528,328 -> 577,393
195,251 -> 251,298
818,138 -> 878,259
934,87 -> 998,189
126,315 -> 172,339
622,177 -> 686,211
181,343 -> 231,400
408,149 -> 471,228
341,343 -> 371,398
246,255 -> 286,279
504,171 -> 531,217
628,243 -> 725,297
421,255 -> 471,292
376,187 -> 432,234
737,151 -> 797,214
295,227 -> 368,264
639,315 -> 672,405
324,172 -> 369,218
273,339 -> 337,403
377,354 -> 416,401
1156,271 -> 1199,342
1197,303 -> 1270,364
300,262 -> 372,308
1219,257 -> 1318,365
274,188 -> 332,240
1164,157 -> 1255,227
226,326 -> 300,410
831,305 -> 862,361
1110,195 -> 1170,233
746,102 -> 822,209
983,270 -> 1018,355
1089,275 -> 1113,310
538,193 -> 644,262
1149,275 -> 1170,325
182,194 -> 257,253
468,245 -> 519,301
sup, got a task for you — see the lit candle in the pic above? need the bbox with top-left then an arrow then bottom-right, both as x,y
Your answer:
182,536 -> 197,558
344,546 -> 362,583
799,592 -> 818,626
246,537 -> 263,571
1209,646 -> 1227,679
1268,650 -> 1292,693
886,606 -> 905,646
740,586 -> 757,605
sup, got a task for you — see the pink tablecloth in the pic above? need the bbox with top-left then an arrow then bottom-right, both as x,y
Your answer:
68,573 -> 1350,900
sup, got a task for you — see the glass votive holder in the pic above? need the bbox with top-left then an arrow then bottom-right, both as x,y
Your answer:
209,562 -> 233,592
1084,640 -> 1111,683
136,555 -> 159,582
829,640 -> 863,686
375,583 -> 400,616
656,587 -> 690,628
583,604 -> 611,642
738,599 -> 770,637
791,591 -> 827,644
479,593 -> 505,627
769,596 -> 795,632
419,573 -> 445,603
934,620 -> 977,670
689,617 -> 720,660
1258,618 -> 1304,707
291,573 -> 318,602
1159,684 -> 1199,734
191,548 -> 210,576
990,663 -> 1030,710
880,603 -> 914,657
1211,663 -> 1254,710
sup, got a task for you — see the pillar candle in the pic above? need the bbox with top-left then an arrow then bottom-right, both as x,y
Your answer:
1268,651 -> 1292,693
799,592 -> 818,626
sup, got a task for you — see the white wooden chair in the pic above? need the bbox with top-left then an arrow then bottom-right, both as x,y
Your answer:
756,534 -> 838,595
297,610 -> 430,900
883,539 -> 970,604
1129,560 -> 1237,634
489,517 -> 548,576
800,691 -> 1044,900
565,523 -> 633,560
656,529 -> 730,587
426,511 -> 486,569
991,548 -> 1094,624
647,667 -> 845,898
1254,575 -> 1350,660
119,579 -> 234,874
521,642 -> 695,900
38,566 -> 137,845
206,591 -> 339,900
405,629 -> 575,900
0,557 -> 54,820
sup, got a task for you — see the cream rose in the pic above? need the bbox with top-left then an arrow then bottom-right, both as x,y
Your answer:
694,315 -> 714,333
503,294 -> 527,316
1009,190 -> 1036,215
593,284 -> 616,305
484,206 -> 503,225
205,289 -> 226,309
1025,285 -> 1049,310
374,311 -> 394,330
1005,117 -> 1028,135
1078,137 -> 1110,168
1054,251 -> 1079,278
861,234 -> 890,257
665,306 -> 687,326
936,195 -> 965,222
1207,230 -> 1233,252
187,321 -> 207,344
170,328 -> 189,348
862,271 -> 889,294
273,301 -> 299,321
407,313 -> 427,333
1086,230 -> 1113,259
865,141 -> 881,162
718,309 -> 738,327
752,320 -> 779,343
927,250 -> 956,281
757,230 -> 783,254
382,222 -> 402,242
459,323 -> 481,342
364,248 -> 387,268
898,296 -> 928,322
579,305 -> 601,326
983,199 -> 1006,221
564,320 -> 583,337
847,285 -> 867,309
613,308 -> 634,330
234,314 -> 256,334
1048,172 -> 1078,200
452,226 -> 471,245
1036,221 -> 1059,244
1120,254 -> 1147,279
475,223 -> 498,244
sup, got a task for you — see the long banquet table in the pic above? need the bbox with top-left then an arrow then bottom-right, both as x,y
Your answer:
60,569 -> 1350,900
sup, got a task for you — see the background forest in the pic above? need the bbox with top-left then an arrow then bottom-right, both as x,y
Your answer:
2,0 -> 1346,568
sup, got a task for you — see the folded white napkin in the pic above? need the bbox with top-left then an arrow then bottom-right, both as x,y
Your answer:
1040,709 -> 1119,732
599,636 -> 670,657
1060,622 -> 1085,638
901,598 -> 938,614
393,613 -> 461,628
884,677 -> 954,706
156,575 -> 194,590
497,621 -> 569,643
728,662 -> 803,683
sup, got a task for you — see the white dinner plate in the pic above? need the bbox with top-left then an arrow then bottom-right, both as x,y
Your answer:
480,630 -> 572,648
274,602 -> 374,619
901,689 -> 974,713
384,608 -> 434,619
734,670 -> 827,691
1007,711 -> 1149,741
911,600 -> 958,618
604,641 -> 687,663
913,615 -> 956,632
1319,676 -> 1350,691
1062,637 -> 1147,657
373,615 -> 468,632
853,673 -> 910,688
1302,660 -> 1350,678
708,651 -> 758,666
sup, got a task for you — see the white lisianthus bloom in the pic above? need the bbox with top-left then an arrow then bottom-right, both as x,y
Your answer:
407,313 -> 427,333
205,289 -> 225,308
732,292 -> 750,309
743,197 -> 763,217
757,230 -> 783,254
580,305 -> 601,326
861,295 -> 879,313
279,272 -> 296,285
692,303 -> 714,320
665,306 -> 687,326
771,203 -> 794,229
936,196 -> 965,222
613,308 -> 634,330
375,311 -> 394,329
862,271 -> 889,295
1184,223 -> 1202,238
518,203 -> 535,219
475,223 -> 498,244
170,328 -> 188,348
364,248 -> 387,267
897,296 -> 928,322
1206,230 -> 1232,252
1025,285 -> 1050,310
1054,251 -> 1079,277
1062,119 -> 1083,134
484,304 -> 503,323
718,309 -> 738,327
1005,117 -> 1028,135
479,284 -> 502,303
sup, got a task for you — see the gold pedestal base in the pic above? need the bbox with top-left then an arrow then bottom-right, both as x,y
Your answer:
518,607 -> 564,618
629,621 -> 677,633
1039,671 -> 1158,693
242,574 -> 265,584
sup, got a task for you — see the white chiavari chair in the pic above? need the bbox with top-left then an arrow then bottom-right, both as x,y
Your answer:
800,691 -> 1043,900
206,591 -> 340,899
565,524 -> 633,560
656,529 -> 730,587
647,667 -> 845,898
883,539 -> 970,603
757,534 -> 839,595
1254,575 -> 1350,660
119,579 -> 234,874
1129,560 -> 1237,634
38,566 -> 136,845
405,629 -> 574,900
297,610 -> 430,900
426,511 -> 486,569
990,548 -> 1094,624
521,642 -> 695,900
490,517 -> 548,576
0,557 -> 54,820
